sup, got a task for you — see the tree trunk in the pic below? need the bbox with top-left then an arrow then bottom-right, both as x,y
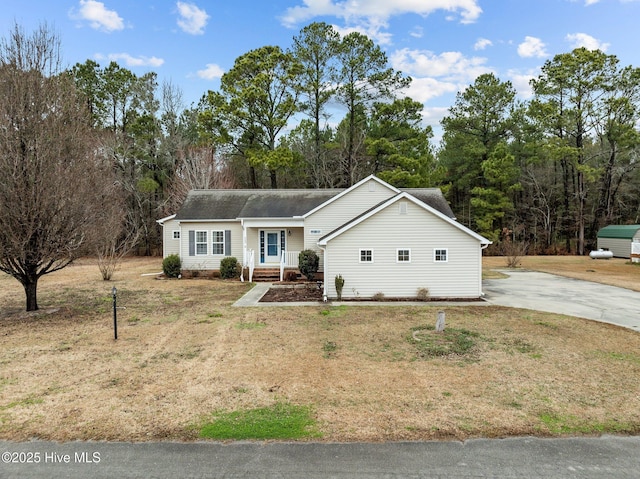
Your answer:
23,279 -> 39,312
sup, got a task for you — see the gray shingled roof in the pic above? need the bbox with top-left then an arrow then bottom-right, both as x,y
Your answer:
174,189 -> 341,220
174,187 -> 454,220
399,188 -> 455,219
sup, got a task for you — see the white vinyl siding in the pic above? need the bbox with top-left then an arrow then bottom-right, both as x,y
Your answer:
304,179 -> 396,253
161,218 -> 181,258
180,222 -> 242,270
323,202 -> 482,299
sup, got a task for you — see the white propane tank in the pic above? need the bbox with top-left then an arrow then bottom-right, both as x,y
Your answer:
589,249 -> 614,259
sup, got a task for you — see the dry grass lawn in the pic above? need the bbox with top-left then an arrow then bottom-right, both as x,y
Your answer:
1,257 -> 639,442
484,255 -> 640,292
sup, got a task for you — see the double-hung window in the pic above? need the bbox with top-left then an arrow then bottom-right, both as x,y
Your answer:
434,248 -> 448,262
195,231 -> 208,255
211,230 -> 224,255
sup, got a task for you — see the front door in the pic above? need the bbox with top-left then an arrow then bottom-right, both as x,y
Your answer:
262,230 -> 282,263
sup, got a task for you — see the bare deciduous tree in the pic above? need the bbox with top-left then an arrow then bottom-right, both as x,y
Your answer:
0,23 -> 111,311
165,146 -> 234,213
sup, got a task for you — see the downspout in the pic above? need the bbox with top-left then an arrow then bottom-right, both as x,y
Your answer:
480,243 -> 489,297
319,245 -> 328,302
240,219 -> 246,282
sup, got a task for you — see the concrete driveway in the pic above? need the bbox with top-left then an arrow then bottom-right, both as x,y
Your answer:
483,270 -> 640,332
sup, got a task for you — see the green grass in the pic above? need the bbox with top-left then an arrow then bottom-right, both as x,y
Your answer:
408,325 -> 480,358
538,412 -> 639,435
199,402 -> 320,440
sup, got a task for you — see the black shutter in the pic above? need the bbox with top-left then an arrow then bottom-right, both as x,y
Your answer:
224,230 -> 231,256
188,231 -> 195,256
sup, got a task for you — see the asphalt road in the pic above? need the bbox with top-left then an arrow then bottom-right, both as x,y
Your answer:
2,436 -> 640,478
483,270 -> 640,331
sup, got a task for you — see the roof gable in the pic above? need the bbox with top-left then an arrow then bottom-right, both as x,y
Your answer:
302,175 -> 399,218
318,192 -> 491,245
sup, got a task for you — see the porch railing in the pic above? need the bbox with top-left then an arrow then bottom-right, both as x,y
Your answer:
280,250 -> 300,281
241,249 -> 255,282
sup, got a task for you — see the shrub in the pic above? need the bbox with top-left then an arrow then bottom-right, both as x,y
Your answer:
416,287 -> 430,301
372,292 -> 385,301
162,254 -> 181,278
334,274 -> 345,300
298,249 -> 319,281
285,271 -> 298,282
220,257 -> 240,279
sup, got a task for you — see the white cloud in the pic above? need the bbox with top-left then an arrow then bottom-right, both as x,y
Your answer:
584,0 -> 600,5
176,1 -> 209,35
72,0 -> 124,32
507,68 -> 540,99
391,48 -> 492,82
517,36 -> 548,58
280,0 -> 483,28
566,33 -> 610,51
197,63 -> 224,80
403,77 -> 459,103
104,53 -> 164,68
474,38 -> 493,50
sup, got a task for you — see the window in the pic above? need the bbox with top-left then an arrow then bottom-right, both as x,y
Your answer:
397,249 -> 411,263
360,249 -> 373,263
211,230 -> 224,255
195,231 -> 208,255
434,248 -> 448,262
172,231 -> 180,240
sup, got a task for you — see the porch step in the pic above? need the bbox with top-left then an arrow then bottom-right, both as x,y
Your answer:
251,268 -> 302,282
251,268 -> 282,282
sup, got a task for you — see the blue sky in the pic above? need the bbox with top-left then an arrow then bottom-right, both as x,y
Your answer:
2,0 -> 640,139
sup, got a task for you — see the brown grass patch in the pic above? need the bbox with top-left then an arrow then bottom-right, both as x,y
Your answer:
484,255 -> 640,292
1,257 -> 640,442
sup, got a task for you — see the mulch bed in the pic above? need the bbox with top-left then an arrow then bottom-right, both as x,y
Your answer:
259,284 -> 484,302
259,284 -> 324,302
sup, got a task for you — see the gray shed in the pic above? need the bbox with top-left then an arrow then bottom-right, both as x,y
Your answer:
596,225 -> 640,258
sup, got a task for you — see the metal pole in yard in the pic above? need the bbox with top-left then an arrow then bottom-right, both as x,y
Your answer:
112,286 -> 118,340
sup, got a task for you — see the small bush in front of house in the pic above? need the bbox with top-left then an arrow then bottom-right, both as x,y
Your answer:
285,271 -> 298,282
162,254 -> 181,278
298,249 -> 319,281
372,292 -> 385,301
220,257 -> 240,279
416,287 -> 430,301
335,274 -> 345,300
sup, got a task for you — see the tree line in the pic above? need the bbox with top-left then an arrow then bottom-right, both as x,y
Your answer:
1,22 -> 640,310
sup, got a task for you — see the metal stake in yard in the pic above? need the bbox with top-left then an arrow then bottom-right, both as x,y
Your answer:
435,310 -> 445,333
112,286 -> 118,340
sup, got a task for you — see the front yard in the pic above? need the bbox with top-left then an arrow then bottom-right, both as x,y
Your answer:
0,257 -> 639,441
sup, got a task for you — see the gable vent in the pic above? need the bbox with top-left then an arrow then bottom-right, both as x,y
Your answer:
399,201 -> 408,215
368,180 -> 376,192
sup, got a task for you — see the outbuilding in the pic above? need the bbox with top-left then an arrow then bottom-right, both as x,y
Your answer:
596,225 -> 640,259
